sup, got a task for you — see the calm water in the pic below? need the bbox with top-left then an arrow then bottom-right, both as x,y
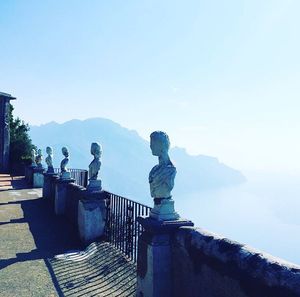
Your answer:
175,173 -> 300,265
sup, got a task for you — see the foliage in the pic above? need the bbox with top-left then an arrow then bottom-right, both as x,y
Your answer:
9,103 -> 36,166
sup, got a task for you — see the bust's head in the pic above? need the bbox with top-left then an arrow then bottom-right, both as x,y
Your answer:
46,146 -> 53,155
150,131 -> 170,157
32,148 -> 36,155
91,142 -> 102,158
37,149 -> 42,156
62,147 -> 69,158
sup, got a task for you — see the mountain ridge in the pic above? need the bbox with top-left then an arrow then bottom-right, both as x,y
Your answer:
29,118 -> 246,203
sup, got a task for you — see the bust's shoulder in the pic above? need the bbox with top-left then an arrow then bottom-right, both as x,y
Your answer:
149,164 -> 160,174
165,164 -> 176,175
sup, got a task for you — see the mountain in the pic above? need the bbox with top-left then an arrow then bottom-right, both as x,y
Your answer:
29,118 -> 245,204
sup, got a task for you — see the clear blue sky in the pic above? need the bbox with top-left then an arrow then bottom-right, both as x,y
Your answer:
1,0 -> 299,174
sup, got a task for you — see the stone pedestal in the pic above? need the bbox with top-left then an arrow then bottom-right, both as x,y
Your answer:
43,172 -> 58,200
61,171 -> 71,180
47,166 -> 55,174
55,178 -> 75,215
136,216 -> 194,297
25,165 -> 36,186
150,198 -> 179,221
78,191 -> 106,244
50,174 -> 60,205
33,167 -> 45,188
86,179 -> 102,193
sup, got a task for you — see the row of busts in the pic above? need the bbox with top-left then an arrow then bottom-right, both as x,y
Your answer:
31,131 -> 181,220
31,131 -> 176,202
31,143 -> 102,182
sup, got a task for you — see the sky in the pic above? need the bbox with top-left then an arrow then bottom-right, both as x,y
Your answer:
0,0 -> 299,175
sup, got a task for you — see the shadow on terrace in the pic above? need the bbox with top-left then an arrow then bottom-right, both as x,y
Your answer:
0,176 -> 136,297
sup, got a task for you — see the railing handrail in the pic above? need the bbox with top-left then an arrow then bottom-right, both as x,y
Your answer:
103,190 -> 152,210
53,167 -> 88,188
53,168 -> 88,172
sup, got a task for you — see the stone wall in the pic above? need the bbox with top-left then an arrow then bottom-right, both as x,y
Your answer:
42,174 -> 106,243
65,182 -> 85,227
171,227 -> 300,297
0,92 -> 16,173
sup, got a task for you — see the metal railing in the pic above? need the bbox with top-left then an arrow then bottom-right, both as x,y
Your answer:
53,168 -> 88,188
104,191 -> 152,263
69,169 -> 88,188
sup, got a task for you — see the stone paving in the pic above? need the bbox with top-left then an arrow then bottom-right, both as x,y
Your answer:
0,174 -> 23,190
48,242 -> 136,297
0,175 -> 136,297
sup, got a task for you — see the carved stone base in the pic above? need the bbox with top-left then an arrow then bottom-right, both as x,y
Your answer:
47,166 -> 55,174
136,216 -> 194,297
86,179 -> 102,193
61,171 -> 71,180
55,178 -> 75,215
33,172 -> 44,188
36,164 -> 43,170
78,197 -> 106,243
33,167 -> 45,188
25,165 -> 36,185
43,172 -> 59,200
150,198 -> 179,221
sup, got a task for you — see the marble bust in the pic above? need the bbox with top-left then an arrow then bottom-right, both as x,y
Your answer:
35,149 -> 43,168
45,146 -> 54,173
31,149 -> 37,166
149,131 -> 176,199
149,131 -> 179,220
60,147 -> 71,179
87,142 -> 102,192
89,142 -> 102,180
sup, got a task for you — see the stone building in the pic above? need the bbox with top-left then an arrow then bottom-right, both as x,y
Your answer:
0,92 -> 16,173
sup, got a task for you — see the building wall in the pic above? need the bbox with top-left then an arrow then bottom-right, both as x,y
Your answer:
0,98 -> 10,173
171,227 -> 300,297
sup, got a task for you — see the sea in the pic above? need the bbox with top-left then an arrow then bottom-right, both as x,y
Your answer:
175,172 -> 300,265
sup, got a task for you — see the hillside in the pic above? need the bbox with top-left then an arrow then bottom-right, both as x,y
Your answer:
29,118 -> 245,203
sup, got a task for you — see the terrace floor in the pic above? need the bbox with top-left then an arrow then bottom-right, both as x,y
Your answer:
0,174 -> 136,297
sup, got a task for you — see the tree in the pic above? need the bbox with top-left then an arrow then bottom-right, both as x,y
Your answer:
9,103 -> 36,168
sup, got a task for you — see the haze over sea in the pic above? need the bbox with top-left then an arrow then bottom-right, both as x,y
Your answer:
176,172 -> 300,265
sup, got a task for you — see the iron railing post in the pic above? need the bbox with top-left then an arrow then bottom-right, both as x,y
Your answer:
103,190 -> 151,263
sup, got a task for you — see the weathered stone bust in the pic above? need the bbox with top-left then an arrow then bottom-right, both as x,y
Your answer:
86,142 -> 102,192
60,147 -> 71,179
31,148 -> 37,166
149,131 -> 176,199
35,149 -> 43,168
45,146 -> 54,173
89,142 -> 102,180
148,131 -> 179,220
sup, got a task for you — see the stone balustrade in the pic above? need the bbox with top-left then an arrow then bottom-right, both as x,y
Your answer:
65,182 -> 86,227
171,227 -> 300,297
23,136 -> 300,297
